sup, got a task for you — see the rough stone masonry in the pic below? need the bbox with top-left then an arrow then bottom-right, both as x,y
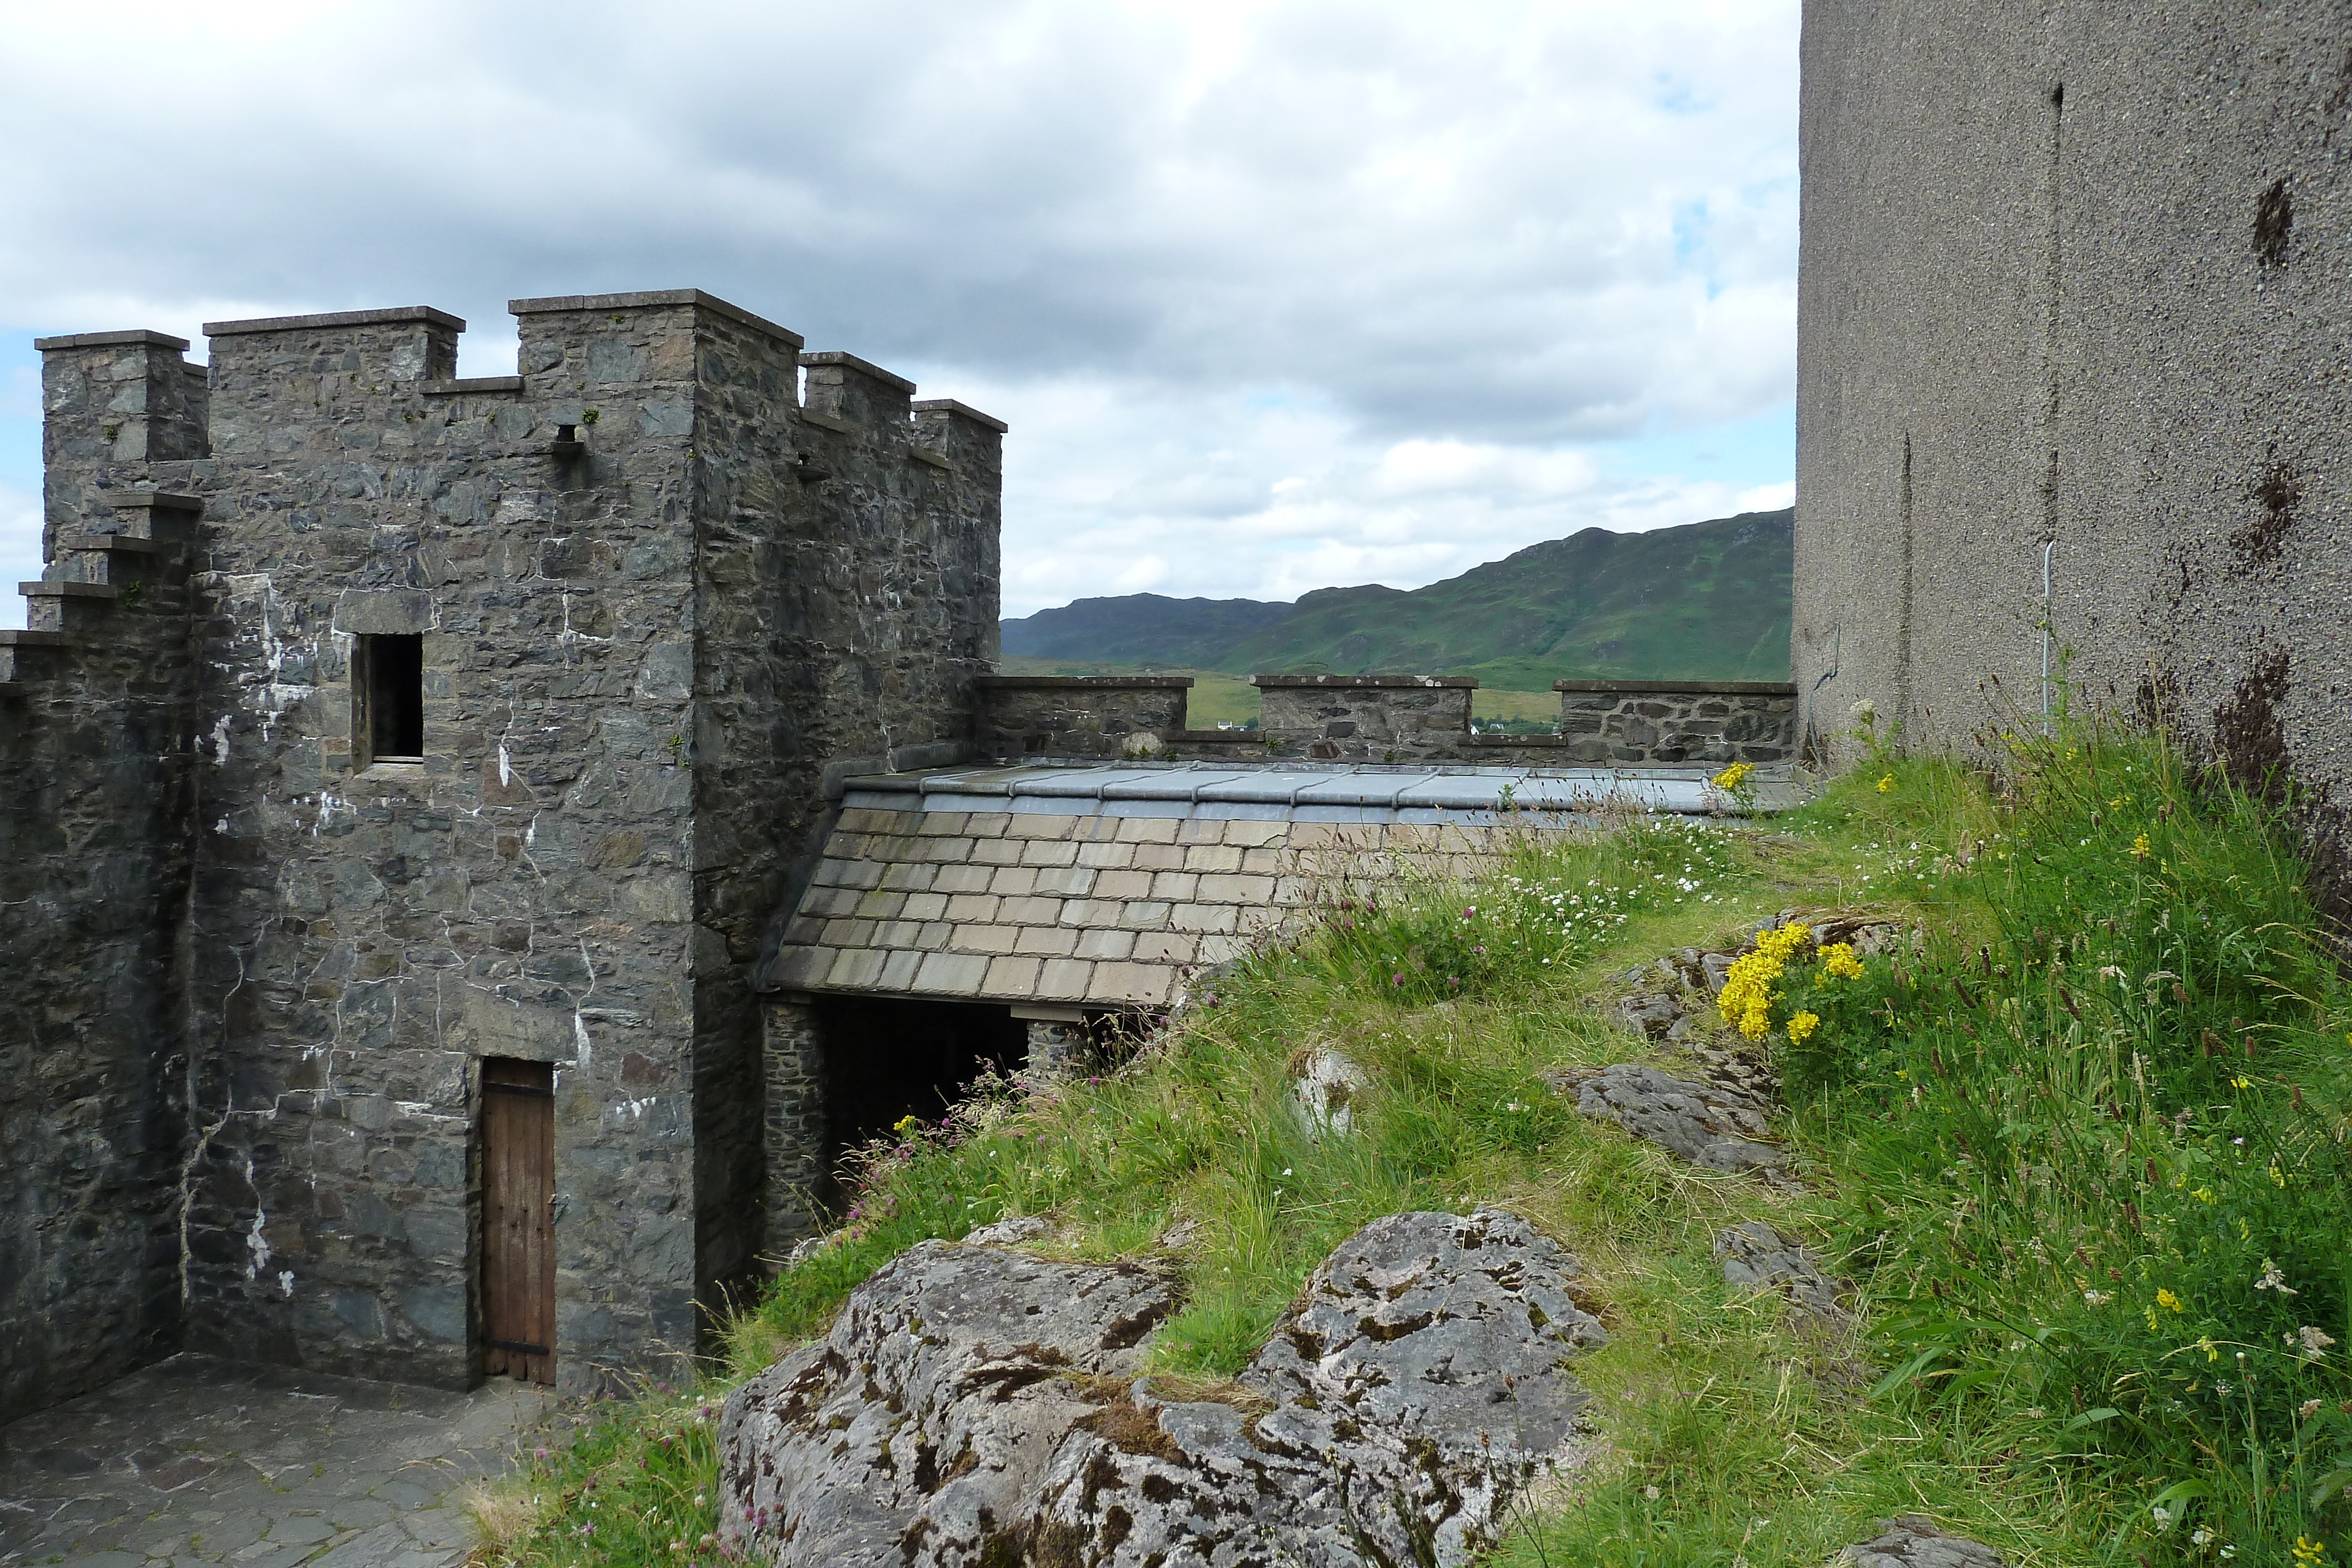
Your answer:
1,289 -> 1003,1415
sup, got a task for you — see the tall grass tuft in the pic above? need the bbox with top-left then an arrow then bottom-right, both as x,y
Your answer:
1785,718 -> 2352,1561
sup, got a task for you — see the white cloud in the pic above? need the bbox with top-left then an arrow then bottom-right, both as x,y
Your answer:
0,480 -> 37,631
0,0 -> 1799,619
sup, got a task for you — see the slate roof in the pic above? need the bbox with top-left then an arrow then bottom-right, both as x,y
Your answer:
758,761 -> 1792,1012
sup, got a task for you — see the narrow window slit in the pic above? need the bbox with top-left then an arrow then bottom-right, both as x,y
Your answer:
357,633 -> 424,763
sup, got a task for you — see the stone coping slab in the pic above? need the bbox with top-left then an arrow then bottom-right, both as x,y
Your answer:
34,329 -> 192,352
506,288 -> 806,347
799,349 -> 917,392
1554,678 -> 1798,694
203,306 -> 466,336
910,397 -> 1010,433
1252,673 -> 1478,688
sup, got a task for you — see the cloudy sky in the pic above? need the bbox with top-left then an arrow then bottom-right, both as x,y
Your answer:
0,0 -> 1798,628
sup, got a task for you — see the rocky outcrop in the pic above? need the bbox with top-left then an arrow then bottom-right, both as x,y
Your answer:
719,1208 -> 1608,1568
1839,1516 -> 2009,1567
1592,911 -> 1919,1164
718,1242 -> 1175,1567
1553,1063 -> 1788,1179
961,1215 -> 1051,1247
1713,1221 -> 1848,1328
1290,1044 -> 1371,1139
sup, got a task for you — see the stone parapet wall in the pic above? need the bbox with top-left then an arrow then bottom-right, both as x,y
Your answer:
1254,675 -> 1474,759
977,676 -> 1199,758
1552,680 -> 1798,766
980,673 -> 1800,767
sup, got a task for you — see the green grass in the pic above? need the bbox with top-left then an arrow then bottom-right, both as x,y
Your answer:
477,714 -> 2352,1568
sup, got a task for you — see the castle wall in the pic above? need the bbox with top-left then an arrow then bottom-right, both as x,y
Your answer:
974,674 -> 1800,768
8,287 -> 1000,1407
0,336 -> 207,1417
977,674 -> 1198,758
1798,1 -> 2352,854
171,300 -> 718,1391
1552,681 -> 1796,767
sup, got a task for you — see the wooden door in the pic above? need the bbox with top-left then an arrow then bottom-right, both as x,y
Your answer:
481,1058 -> 556,1384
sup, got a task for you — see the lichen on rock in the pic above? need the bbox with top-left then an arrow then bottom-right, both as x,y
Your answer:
719,1208 -> 1609,1567
1553,1062 -> 1787,1178
1839,1515 -> 2010,1567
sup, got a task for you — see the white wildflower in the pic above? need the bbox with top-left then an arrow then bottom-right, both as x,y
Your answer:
2254,1260 -> 2298,1296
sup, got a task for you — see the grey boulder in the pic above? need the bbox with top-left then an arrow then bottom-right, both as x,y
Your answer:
1558,1062 -> 1787,1178
1713,1221 -> 1849,1328
1840,1515 -> 2009,1567
718,1242 -> 1175,1568
720,1209 -> 1609,1568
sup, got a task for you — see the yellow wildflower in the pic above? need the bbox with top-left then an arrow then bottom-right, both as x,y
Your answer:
2270,1161 -> 2286,1188
1876,774 -> 1895,794
1787,1011 -> 1821,1046
2130,833 -> 2151,860
1712,761 -> 1753,792
2199,1336 -> 2218,1362
2156,1288 -> 2184,1313
1820,942 -> 1865,980
2231,1075 -> 2251,1090
1717,922 -> 1813,1038
2193,1187 -> 2215,1204
2294,1536 -> 2326,1567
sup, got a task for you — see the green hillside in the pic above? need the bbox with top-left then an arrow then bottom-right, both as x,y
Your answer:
1000,507 -> 1792,686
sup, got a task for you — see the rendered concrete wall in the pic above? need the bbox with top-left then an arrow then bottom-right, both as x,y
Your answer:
1797,1 -> 2352,875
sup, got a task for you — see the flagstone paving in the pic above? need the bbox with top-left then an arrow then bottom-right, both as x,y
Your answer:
1,1355 -> 557,1568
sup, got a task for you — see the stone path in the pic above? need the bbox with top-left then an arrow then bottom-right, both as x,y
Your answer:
1,1355 -> 557,1568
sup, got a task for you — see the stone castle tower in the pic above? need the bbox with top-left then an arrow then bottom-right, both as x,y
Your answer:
1,290 -> 1003,1413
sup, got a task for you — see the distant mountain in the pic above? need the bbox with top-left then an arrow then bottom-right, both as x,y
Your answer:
1000,508 -> 1792,686
997,593 -> 1295,666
